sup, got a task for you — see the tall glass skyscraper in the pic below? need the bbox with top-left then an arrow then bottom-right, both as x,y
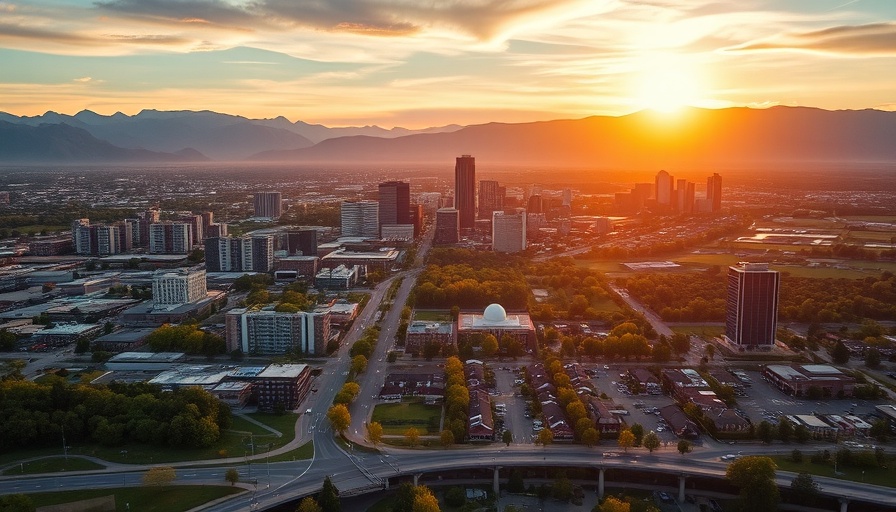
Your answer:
454,155 -> 476,229
725,262 -> 780,346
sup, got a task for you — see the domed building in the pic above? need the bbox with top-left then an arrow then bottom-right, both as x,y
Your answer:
457,303 -> 536,355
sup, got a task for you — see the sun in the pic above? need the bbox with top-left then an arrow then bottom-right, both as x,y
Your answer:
635,66 -> 704,113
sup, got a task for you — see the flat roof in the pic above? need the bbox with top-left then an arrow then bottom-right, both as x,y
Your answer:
228,367 -> 266,378
94,328 -> 156,343
108,351 -> 185,363
801,364 -> 842,375
212,381 -> 253,392
794,415 -> 834,428
766,365 -> 807,380
257,364 -> 309,379
37,323 -> 100,335
149,365 -> 232,387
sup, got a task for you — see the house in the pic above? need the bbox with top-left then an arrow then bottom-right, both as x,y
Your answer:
660,404 -> 700,439
468,388 -> 494,441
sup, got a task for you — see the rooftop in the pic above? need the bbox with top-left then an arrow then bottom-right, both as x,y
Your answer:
257,364 -> 309,379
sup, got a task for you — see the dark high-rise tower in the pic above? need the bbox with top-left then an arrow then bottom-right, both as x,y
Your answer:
454,155 -> 476,230
707,173 -> 722,212
287,229 -> 318,256
378,181 -> 411,229
478,180 -> 501,220
725,262 -> 780,347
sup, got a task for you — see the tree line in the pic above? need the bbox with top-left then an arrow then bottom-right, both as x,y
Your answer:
0,379 -> 231,451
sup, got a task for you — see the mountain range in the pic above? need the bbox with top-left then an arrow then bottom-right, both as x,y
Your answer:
1,106 -> 895,167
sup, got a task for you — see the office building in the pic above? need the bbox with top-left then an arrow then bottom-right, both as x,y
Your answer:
454,155 -> 476,229
71,220 -> 126,257
434,208 -> 460,244
254,364 -> 313,412
152,267 -> 207,306
478,180 -> 502,220
707,173 -> 722,212
205,235 -> 273,272
526,194 -> 543,214
340,201 -> 379,238
492,210 -> 526,253
378,181 -> 411,230
254,191 -> 283,220
725,262 -> 780,347
655,170 -> 674,206
676,179 -> 695,213
225,308 -> 330,355
287,229 -> 318,256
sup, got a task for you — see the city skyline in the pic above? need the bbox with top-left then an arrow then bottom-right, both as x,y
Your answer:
1,1 -> 895,127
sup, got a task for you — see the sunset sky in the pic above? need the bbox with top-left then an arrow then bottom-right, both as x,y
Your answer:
1,0 -> 895,127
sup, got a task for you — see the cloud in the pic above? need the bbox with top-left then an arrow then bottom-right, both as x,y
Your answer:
74,77 -> 93,82
730,22 -> 896,56
94,0 -> 596,41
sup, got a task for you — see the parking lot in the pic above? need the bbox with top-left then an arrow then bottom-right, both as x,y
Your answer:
492,366 -> 534,444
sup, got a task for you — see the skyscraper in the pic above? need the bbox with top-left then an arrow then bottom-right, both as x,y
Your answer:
434,208 -> 460,244
706,173 -> 722,212
340,201 -> 379,238
725,262 -> 780,347
287,229 -> 318,256
378,181 -> 411,229
655,170 -> 674,206
454,155 -> 476,230
254,191 -> 283,220
492,210 -> 526,253
478,180 -> 501,220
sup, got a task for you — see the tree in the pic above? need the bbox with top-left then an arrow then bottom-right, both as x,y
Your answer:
444,487 -> 466,508
865,348 -> 881,368
629,423 -> 644,446
757,420 -> 774,444
481,334 -> 499,357
503,429 -> 513,446
677,439 -> 692,455
618,429 -> 635,452
0,494 -> 35,512
726,456 -> 780,512
412,486 -> 441,512
143,466 -> 176,486
367,421 -> 383,446
643,431 -> 660,453
405,427 -> 421,447
351,355 -> 368,374
326,404 -> 351,436
225,468 -> 239,486
298,497 -> 323,512
582,428 -> 600,447
794,424 -> 811,444
598,496 -> 631,512
790,472 -> 820,505
777,417 -> 793,443
831,340 -> 850,364
440,429 -> 455,448
317,476 -> 340,512
705,344 -> 715,361
537,428 -> 554,446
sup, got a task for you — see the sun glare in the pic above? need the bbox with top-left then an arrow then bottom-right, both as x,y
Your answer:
635,67 -> 704,114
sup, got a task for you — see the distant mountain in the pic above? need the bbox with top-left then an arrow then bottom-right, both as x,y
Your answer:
253,116 -> 464,144
249,106 -> 896,169
0,121 -> 209,163
0,109 -> 462,160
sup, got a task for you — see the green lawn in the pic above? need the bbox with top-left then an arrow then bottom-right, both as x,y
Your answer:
1,413 -> 299,467
28,485 -> 243,512
267,441 -> 314,462
371,400 -> 442,435
773,455 -> 896,488
413,310 -> 452,322
2,457 -> 105,476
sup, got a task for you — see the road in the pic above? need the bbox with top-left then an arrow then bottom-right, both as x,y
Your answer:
609,283 -> 674,338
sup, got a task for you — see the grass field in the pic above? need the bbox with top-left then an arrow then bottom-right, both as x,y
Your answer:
773,455 -> 896,488
371,400 -> 442,435
413,310 -> 452,322
27,485 -> 243,512
592,297 -> 623,313
267,441 -> 314,462
2,457 -> 105,476
1,413 -> 299,467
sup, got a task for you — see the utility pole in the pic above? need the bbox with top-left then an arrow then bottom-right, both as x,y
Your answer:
62,425 -> 68,460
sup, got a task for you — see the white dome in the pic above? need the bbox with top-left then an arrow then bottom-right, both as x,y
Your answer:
483,303 -> 507,322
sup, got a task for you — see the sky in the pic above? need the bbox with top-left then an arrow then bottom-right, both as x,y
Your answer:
1,0 -> 895,127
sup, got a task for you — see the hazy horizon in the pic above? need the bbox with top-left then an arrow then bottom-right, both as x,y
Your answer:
2,1 -> 895,128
